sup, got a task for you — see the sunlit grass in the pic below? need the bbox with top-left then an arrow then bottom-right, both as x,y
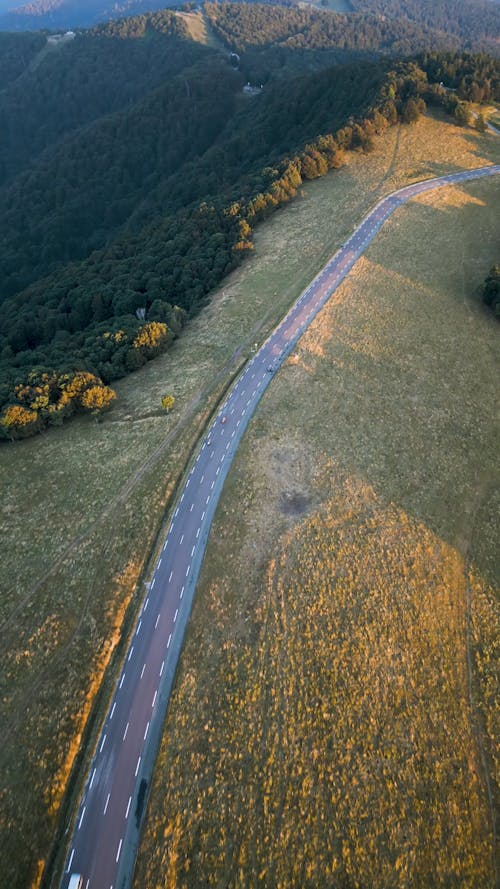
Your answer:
135,158 -> 500,884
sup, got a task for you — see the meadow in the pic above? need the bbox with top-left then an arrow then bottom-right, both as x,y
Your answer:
0,112 -> 497,887
134,124 -> 500,886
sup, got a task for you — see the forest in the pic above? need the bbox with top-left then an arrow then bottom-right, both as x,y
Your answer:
0,5 -> 498,439
350,0 -> 500,54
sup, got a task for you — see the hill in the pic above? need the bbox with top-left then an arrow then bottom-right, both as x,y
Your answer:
1,4 -> 499,442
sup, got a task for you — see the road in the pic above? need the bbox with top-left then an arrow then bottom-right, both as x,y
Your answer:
61,163 -> 500,889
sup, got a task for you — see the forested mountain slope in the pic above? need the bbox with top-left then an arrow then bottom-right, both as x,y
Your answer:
0,5 -> 498,439
350,0 -> 500,54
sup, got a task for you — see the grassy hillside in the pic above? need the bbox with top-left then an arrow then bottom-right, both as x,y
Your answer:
133,118 -> 500,887
0,111 -> 495,888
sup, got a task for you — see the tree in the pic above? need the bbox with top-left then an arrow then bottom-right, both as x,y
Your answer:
474,113 -> 487,133
161,394 -> 175,412
454,102 -> 471,126
80,384 -> 116,417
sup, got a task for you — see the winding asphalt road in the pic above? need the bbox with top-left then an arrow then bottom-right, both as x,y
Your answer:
61,163 -> 500,889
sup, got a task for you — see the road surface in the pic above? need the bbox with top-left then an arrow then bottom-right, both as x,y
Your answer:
61,163 -> 500,889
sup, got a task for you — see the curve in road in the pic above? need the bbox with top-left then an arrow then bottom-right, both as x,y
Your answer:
61,163 -> 500,889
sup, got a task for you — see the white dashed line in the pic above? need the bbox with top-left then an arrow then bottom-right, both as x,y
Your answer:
191,545 -> 195,557
128,646 -> 134,662
78,806 -> 86,830
125,796 -> 132,819
167,634 -> 172,648
151,577 -> 156,590
158,558 -> 162,568
174,608 -> 178,623
160,660 -> 165,677
180,585 -> 184,599
180,493 -> 184,502
201,510 -> 205,520
90,768 -> 96,789
190,503 -> 194,512
123,722 -> 129,741
206,495 -> 210,505
104,793 -> 111,815
136,620 -> 142,635
119,673 -> 125,689
152,690 -> 157,708
174,507 -> 179,518
179,534 -> 184,544
169,570 -> 173,582
116,838 -> 123,863
100,734 -> 107,753
144,722 -> 150,740
211,481 -> 215,489
140,664 -> 146,679
186,478 -> 190,487
143,597 -> 149,612
67,849 -> 75,871
155,614 -> 160,629
186,565 -> 190,577
196,527 -> 200,538
216,467 -> 220,476
135,756 -> 141,777
200,474 -> 204,483
110,702 -> 116,720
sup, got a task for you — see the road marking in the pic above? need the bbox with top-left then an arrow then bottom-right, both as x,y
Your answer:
167,634 -> 172,648
104,793 -> 111,814
78,806 -> 86,830
151,577 -> 156,590
196,527 -> 200,538
125,796 -> 132,819
226,442 -> 230,451
136,619 -> 142,635
135,756 -> 141,777
186,478 -> 190,487
140,664 -> 146,679
100,734 -> 107,752
200,474 -> 204,483
169,570 -> 173,582
123,722 -> 129,741
67,849 -> 75,871
158,557 -> 162,568
160,660 -> 165,676
216,467 -> 220,476
174,608 -> 179,622
191,545 -> 195,557
155,614 -> 160,629
128,646 -> 134,661
144,721 -> 149,740
206,495 -> 210,505
174,507 -> 179,518
211,480 -> 215,489
152,690 -> 157,708
231,430 -> 235,438
180,585 -> 184,599
116,838 -> 123,863
143,597 -> 149,611
186,564 -> 190,577
201,510 -> 205,520
237,419 -> 241,427
110,702 -> 116,720
119,673 -> 125,689
90,768 -> 96,789
163,539 -> 168,550
210,450 -> 215,458
180,493 -> 184,502
190,503 -> 194,512
180,534 -> 184,544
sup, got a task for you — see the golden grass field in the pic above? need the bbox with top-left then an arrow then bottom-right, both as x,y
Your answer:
0,112 -> 498,888
133,124 -> 500,886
